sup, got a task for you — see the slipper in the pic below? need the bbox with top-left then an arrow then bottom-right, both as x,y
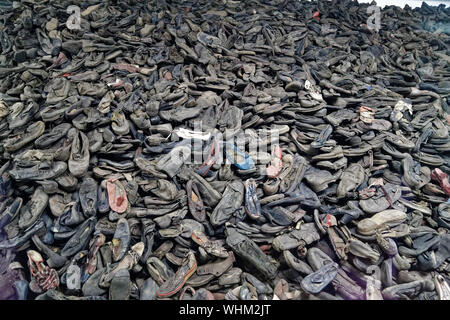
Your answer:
244,179 -> 262,220
431,168 -> 450,196
301,262 -> 339,294
186,180 -> 206,222
196,136 -> 219,176
266,144 -> 282,178
106,178 -> 128,213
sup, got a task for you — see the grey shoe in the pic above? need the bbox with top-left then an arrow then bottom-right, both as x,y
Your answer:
283,250 -> 313,275
226,227 -> 279,279
304,167 -> 342,193
18,187 -> 48,230
111,218 -> 131,262
109,269 -> 131,300
336,163 -> 365,198
156,145 -> 191,178
272,223 -> 321,251
301,262 -> 339,294
210,180 -> 244,227
9,161 -> 67,181
359,184 -> 402,214
61,217 -> 96,257
139,277 -> 159,300
79,177 -> 97,217
68,128 -> 90,178
382,280 -> 434,300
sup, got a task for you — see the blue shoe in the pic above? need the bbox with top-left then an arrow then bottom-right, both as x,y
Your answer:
225,143 -> 254,170
301,262 -> 339,294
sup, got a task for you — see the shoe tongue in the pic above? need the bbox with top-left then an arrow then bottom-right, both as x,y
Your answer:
38,161 -> 51,170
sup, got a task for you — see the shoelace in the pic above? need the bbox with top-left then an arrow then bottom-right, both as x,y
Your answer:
129,250 -> 141,266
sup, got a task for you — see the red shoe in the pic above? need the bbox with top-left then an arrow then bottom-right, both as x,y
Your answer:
267,144 -> 282,178
196,137 -> 218,176
27,250 -> 59,293
106,178 -> 129,213
431,168 -> 450,196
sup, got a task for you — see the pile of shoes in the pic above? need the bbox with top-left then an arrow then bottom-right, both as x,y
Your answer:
0,0 -> 449,300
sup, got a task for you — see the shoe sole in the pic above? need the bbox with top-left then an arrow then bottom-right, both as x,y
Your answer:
156,260 -> 197,298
